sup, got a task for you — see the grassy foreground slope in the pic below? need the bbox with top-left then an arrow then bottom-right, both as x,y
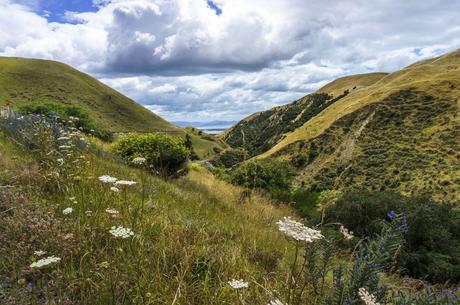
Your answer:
0,56 -> 227,158
0,130 -> 294,304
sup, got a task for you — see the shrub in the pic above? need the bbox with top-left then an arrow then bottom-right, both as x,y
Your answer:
230,159 -> 295,196
324,190 -> 460,283
112,133 -> 190,177
213,148 -> 245,168
17,101 -> 113,141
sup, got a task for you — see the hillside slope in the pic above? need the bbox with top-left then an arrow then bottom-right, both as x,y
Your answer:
0,56 -> 227,158
224,50 -> 460,203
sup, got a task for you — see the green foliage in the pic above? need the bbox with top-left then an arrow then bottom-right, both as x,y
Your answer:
17,101 -> 113,141
230,159 -> 295,196
112,133 -> 190,176
325,190 -> 460,283
212,148 -> 246,168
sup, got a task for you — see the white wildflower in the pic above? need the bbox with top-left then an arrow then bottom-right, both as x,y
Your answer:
98,175 -> 118,183
57,158 -> 64,165
110,186 -> 120,193
34,250 -> 46,257
114,180 -> 137,186
276,217 -> 323,242
85,210 -> 93,216
358,288 -> 380,305
268,299 -> 286,305
59,145 -> 72,149
30,256 -> 61,268
57,136 -> 70,141
228,279 -> 249,289
69,196 -> 76,201
62,207 -> 73,215
109,226 -> 134,239
132,157 -> 146,165
340,225 -> 354,240
105,208 -> 119,215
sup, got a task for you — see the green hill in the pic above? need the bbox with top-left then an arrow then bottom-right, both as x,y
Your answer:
0,56 -> 227,159
222,50 -> 460,204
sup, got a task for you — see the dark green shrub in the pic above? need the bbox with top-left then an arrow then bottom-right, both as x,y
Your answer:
17,101 -> 113,141
112,133 -> 190,177
230,159 -> 295,196
213,148 -> 245,168
324,190 -> 460,283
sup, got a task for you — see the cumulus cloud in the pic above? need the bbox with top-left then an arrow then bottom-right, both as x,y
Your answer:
1,0 -> 460,122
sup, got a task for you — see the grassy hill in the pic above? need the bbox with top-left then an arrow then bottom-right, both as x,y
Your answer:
222,50 -> 460,204
0,56 -> 227,159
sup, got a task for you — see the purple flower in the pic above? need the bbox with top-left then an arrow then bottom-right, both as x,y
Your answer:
388,210 -> 396,219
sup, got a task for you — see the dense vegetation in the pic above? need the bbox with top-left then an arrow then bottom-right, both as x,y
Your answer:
324,190 -> 460,284
112,133 -> 191,177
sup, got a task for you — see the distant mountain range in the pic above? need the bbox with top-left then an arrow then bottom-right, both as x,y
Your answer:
219,49 -> 460,204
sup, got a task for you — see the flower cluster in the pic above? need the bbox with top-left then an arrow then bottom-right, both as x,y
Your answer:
110,186 -> 120,193
30,256 -> 61,268
115,180 -> 137,186
277,217 -> 323,242
99,175 -> 118,183
358,288 -> 380,305
109,226 -> 135,238
268,299 -> 286,305
340,225 -> 354,240
105,208 -> 119,215
132,157 -> 146,165
228,279 -> 249,289
34,250 -> 46,256
62,207 -> 73,215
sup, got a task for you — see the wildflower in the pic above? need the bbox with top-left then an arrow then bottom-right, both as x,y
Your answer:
388,210 -> 396,219
268,299 -> 286,305
98,175 -> 118,183
62,207 -> 73,215
276,217 -> 323,242
85,210 -> 93,216
132,157 -> 146,165
358,288 -> 380,305
228,279 -> 249,289
59,145 -> 72,149
115,180 -> 137,186
340,225 -> 354,240
57,158 -> 64,165
69,196 -> 76,201
109,226 -> 134,239
34,250 -> 46,256
110,186 -> 120,193
57,136 -> 70,141
105,208 -> 119,215
30,256 -> 61,268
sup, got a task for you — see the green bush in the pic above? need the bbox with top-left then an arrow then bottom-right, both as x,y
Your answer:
324,190 -> 460,283
213,148 -> 245,168
112,133 -> 190,177
17,101 -> 113,141
230,159 -> 295,196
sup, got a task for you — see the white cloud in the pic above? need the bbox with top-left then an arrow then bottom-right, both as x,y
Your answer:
1,0 -> 460,122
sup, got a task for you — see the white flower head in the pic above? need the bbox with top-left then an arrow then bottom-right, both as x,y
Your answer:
110,186 -> 120,193
57,158 -> 64,165
358,288 -> 380,305
30,256 -> 61,268
340,225 -> 354,240
85,210 -> 93,216
105,208 -> 119,215
34,250 -> 46,257
109,226 -> 134,239
268,299 -> 286,305
276,217 -> 323,242
57,136 -> 70,141
114,180 -> 137,187
69,196 -> 76,201
132,157 -> 146,165
62,207 -> 73,215
98,175 -> 118,183
228,279 -> 249,289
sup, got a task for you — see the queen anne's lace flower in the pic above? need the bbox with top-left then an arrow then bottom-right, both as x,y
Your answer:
132,157 -> 146,165
62,207 -> 73,215
30,256 -> 61,268
268,299 -> 286,305
57,136 -> 70,141
109,226 -> 134,238
105,208 -> 119,215
34,250 -> 46,256
99,175 -> 118,183
358,288 -> 380,305
276,217 -> 323,242
115,180 -> 137,186
228,279 -> 249,289
110,186 -> 120,193
340,225 -> 354,240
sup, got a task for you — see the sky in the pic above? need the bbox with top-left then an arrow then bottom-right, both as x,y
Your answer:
1,0 -> 460,123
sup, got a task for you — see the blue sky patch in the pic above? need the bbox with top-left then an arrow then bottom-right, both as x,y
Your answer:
33,0 -> 98,23
207,0 -> 222,16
